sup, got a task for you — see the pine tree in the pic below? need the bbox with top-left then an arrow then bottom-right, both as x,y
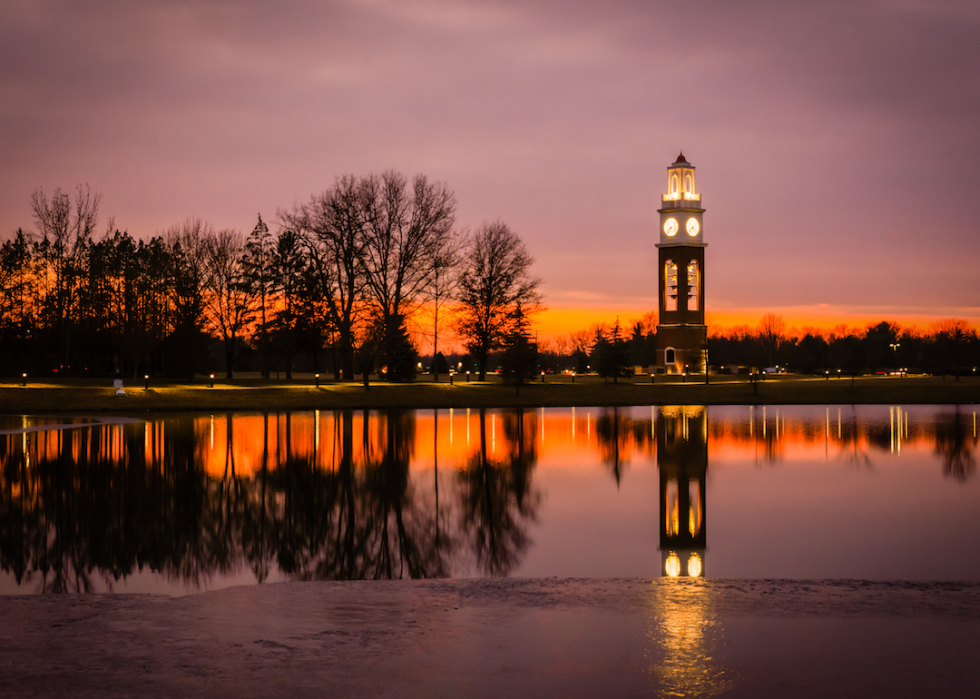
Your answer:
594,318 -> 631,383
500,302 -> 538,392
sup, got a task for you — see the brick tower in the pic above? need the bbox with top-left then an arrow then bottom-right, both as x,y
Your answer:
656,153 -> 707,374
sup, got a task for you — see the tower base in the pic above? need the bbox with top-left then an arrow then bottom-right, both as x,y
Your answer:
656,324 -> 707,374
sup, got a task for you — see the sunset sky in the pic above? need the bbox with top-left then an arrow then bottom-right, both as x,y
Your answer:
2,0 -> 978,340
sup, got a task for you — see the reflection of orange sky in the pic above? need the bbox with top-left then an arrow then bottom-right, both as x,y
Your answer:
6,407 -> 973,479
189,407 -> 961,477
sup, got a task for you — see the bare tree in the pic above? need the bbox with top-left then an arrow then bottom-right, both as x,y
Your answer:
164,218 -> 211,379
282,175 -> 369,381
201,229 -> 254,378
455,221 -> 542,380
360,171 -> 456,378
426,228 -> 466,380
758,313 -> 785,367
31,184 -> 101,372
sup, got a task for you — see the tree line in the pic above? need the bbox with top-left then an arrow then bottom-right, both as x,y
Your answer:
533,312 -> 979,379
0,176 -> 541,381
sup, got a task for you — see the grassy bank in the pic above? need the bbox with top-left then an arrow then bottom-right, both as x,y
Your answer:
0,374 -> 977,413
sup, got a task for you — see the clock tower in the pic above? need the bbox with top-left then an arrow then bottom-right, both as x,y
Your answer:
656,153 -> 707,374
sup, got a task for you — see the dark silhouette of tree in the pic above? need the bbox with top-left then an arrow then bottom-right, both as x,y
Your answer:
593,317 -> 631,382
759,313 -> 785,368
361,171 -> 456,376
0,230 -> 35,375
934,318 -> 973,380
863,321 -> 899,373
164,219 -> 211,379
201,229 -> 255,378
268,227 -> 309,379
382,313 -> 419,381
31,185 -> 101,373
283,176 -> 369,381
240,214 -> 274,378
455,221 -> 542,380
500,301 -> 538,392
426,229 -> 466,380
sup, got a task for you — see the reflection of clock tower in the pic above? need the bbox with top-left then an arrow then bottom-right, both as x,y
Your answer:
656,153 -> 707,373
657,405 -> 707,577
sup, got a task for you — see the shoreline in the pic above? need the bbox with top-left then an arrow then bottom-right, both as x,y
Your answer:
2,578 -> 978,697
1,374 -> 977,413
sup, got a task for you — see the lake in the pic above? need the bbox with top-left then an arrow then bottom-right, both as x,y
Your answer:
1,405 -> 977,594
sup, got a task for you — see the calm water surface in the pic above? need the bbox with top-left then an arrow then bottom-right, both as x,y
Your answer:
1,405 -> 977,594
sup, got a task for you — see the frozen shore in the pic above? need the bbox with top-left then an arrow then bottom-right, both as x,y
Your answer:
2,578 -> 979,698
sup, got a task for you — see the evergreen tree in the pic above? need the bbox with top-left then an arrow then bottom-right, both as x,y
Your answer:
594,318 -> 631,383
383,314 -> 419,382
500,302 -> 539,392
240,214 -> 274,378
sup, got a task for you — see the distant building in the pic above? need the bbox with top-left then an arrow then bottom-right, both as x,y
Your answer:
656,153 -> 707,374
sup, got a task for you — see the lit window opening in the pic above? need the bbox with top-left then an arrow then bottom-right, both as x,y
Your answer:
665,260 -> 678,311
687,260 -> 699,311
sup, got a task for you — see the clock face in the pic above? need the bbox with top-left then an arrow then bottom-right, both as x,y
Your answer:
663,218 -> 678,237
686,217 -> 700,236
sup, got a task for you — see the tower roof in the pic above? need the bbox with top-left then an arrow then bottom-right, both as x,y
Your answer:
673,152 -> 690,166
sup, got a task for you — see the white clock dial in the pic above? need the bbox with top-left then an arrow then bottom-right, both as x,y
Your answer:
686,217 -> 700,236
663,218 -> 678,237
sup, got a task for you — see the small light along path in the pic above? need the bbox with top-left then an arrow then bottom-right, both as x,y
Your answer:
0,416 -> 144,435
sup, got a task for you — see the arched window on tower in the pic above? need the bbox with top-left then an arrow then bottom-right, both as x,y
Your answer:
671,174 -> 678,196
684,173 -> 691,193
665,260 -> 678,311
686,260 -> 699,311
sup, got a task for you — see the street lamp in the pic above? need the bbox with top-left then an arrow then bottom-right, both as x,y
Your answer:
315,373 -> 320,388
22,372 -> 27,387
210,374 -> 215,388
144,374 -> 149,390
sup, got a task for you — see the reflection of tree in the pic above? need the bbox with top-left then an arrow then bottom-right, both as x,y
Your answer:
361,410 -> 450,578
837,408 -> 872,470
934,408 -> 976,482
267,410 -> 453,581
596,409 -> 655,484
457,409 -> 540,575
0,419 -> 215,593
239,414 -> 276,582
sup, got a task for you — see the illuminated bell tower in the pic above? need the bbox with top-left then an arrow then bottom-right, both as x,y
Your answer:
656,153 -> 707,374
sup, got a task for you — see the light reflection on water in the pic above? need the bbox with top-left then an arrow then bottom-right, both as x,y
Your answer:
0,405 -> 977,594
646,580 -> 731,698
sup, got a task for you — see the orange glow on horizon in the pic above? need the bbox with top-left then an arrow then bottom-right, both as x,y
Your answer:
529,305 -> 980,344
410,301 -> 978,354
